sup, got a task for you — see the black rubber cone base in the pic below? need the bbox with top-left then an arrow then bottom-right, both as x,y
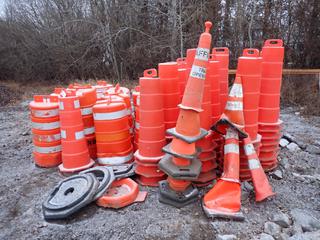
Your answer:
202,200 -> 245,221
43,173 -> 99,220
166,128 -> 208,143
158,180 -> 199,208
158,154 -> 201,180
211,118 -> 248,139
110,163 -> 136,179
162,143 -> 200,160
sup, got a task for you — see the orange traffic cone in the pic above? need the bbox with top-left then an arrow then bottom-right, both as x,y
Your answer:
203,127 -> 244,220
243,136 -> 275,202
158,21 -> 213,208
212,76 -> 247,138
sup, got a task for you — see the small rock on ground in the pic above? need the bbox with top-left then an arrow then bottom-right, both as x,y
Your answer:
257,233 -> 275,240
272,212 -> 291,228
289,230 -> 320,240
216,234 -> 237,240
290,209 -> 320,232
264,221 -> 282,237
280,138 -> 290,148
287,142 -> 300,151
271,170 -> 283,180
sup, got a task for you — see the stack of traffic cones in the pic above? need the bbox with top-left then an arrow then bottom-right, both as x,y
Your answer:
93,96 -> 133,165
236,48 -> 262,180
134,69 -> 166,186
159,62 -> 180,135
58,90 -> 95,173
158,22 -> 212,207
212,47 -> 229,113
258,39 -> 284,171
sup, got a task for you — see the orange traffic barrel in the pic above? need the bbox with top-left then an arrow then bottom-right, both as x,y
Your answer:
212,47 -> 229,113
158,63 -> 180,130
29,95 -> 62,168
177,57 -> 187,99
58,93 -> 94,173
93,80 -> 113,99
96,178 -> 147,208
93,99 -> 133,165
259,39 -> 284,124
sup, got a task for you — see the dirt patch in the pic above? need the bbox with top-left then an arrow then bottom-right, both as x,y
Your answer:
0,84 -> 23,106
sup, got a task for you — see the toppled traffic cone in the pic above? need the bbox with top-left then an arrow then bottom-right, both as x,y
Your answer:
212,76 -> 247,138
203,127 -> 244,220
158,21 -> 212,208
243,136 -> 275,202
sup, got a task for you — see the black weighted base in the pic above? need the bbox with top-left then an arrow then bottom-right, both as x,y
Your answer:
158,180 -> 199,208
166,128 -> 208,143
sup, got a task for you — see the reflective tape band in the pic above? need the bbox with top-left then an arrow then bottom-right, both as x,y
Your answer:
190,65 -> 206,80
32,121 -> 60,130
224,143 -> 239,154
93,109 -> 127,120
195,48 -> 210,61
74,100 -> 80,109
75,131 -> 85,140
97,152 -> 133,165
33,133 -> 61,142
61,130 -> 66,139
135,122 -> 140,129
129,127 -> 133,134
60,130 -> 85,140
244,143 -> 255,156
225,101 -> 243,111
127,109 -> 132,115
225,128 -> 238,140
84,127 -> 95,135
248,158 -> 261,170
229,83 -> 243,98
59,102 -> 64,110
34,145 -> 61,154
59,100 -> 80,110
81,107 -> 93,116
31,109 -> 59,118
136,96 -> 140,106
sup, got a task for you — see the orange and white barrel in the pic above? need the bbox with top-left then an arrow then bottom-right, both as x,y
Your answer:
29,95 -> 61,168
93,99 -> 133,165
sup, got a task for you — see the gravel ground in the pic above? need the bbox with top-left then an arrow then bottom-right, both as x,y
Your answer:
0,101 -> 319,240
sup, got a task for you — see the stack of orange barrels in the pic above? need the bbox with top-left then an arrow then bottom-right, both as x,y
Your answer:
236,48 -> 263,181
93,96 -> 133,165
58,90 -> 94,173
29,95 -> 62,168
258,39 -> 284,171
93,80 -> 113,100
134,69 -> 166,186
159,62 -> 180,138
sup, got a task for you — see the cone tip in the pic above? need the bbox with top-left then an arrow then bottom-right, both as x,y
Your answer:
205,21 -> 212,33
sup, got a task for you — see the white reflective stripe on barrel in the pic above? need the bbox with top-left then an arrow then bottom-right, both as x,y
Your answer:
33,133 -> 61,142
61,130 -> 66,139
84,127 -> 95,135
127,109 -> 132,115
244,143 -> 255,156
31,109 -> 59,118
195,47 -> 210,61
75,131 -> 85,140
136,96 -> 140,106
135,122 -> 140,129
34,145 -> 61,154
93,109 -> 127,120
224,143 -> 239,154
225,128 -> 238,140
248,158 -> 261,170
229,83 -> 243,98
32,121 -> 60,130
74,100 -> 80,109
59,102 -> 64,110
225,101 -> 243,111
97,152 -> 133,165
81,107 -> 93,116
190,65 -> 206,80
